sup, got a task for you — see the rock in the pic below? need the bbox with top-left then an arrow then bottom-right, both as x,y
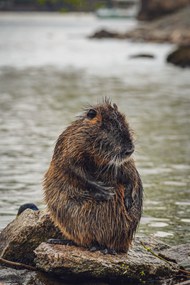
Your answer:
89,29 -> 125,39
0,266 -> 37,285
126,7 -> 190,45
0,209 -> 63,266
129,53 -> 155,59
0,264 -> 69,285
0,264 -> 74,285
166,46 -> 190,67
34,238 -> 185,283
159,244 -> 190,270
89,7 -> 190,46
138,0 -> 190,21
0,212 -> 189,284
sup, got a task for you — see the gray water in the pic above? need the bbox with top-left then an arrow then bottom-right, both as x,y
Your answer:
0,13 -> 190,246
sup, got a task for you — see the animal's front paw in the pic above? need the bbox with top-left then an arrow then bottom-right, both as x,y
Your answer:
94,191 -> 114,201
94,182 -> 115,201
87,180 -> 115,201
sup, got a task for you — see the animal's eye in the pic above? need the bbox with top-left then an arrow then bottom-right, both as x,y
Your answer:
87,109 -> 97,119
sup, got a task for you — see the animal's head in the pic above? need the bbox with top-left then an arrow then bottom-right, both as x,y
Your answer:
77,99 -> 134,165
54,99 -> 134,167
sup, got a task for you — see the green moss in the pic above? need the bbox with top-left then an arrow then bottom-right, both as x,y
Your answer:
61,0 -> 88,10
122,263 -> 129,274
95,3 -> 105,9
59,7 -> 68,13
140,270 -> 145,276
37,0 -> 57,5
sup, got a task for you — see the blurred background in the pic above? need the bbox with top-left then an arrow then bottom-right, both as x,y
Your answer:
0,0 -> 190,248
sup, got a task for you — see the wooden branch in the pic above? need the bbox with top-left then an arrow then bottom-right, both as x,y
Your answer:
0,257 -> 36,271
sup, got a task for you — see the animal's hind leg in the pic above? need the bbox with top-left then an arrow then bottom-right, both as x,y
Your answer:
89,244 -> 117,255
47,239 -> 76,246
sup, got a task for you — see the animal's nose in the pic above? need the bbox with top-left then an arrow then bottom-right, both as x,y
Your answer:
122,147 -> 134,157
124,148 -> 134,156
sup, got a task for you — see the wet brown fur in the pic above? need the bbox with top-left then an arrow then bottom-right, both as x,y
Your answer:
44,99 -> 143,253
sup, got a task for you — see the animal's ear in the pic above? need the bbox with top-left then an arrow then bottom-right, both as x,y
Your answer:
113,103 -> 118,111
103,96 -> 111,105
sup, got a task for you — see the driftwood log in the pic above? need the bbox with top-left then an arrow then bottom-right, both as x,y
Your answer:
0,209 -> 189,284
34,240 -> 190,283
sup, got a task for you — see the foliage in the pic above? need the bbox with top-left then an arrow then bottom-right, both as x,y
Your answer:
36,0 -> 105,11
0,0 -> 107,11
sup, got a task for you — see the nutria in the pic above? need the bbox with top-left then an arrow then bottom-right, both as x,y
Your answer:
44,99 -> 143,253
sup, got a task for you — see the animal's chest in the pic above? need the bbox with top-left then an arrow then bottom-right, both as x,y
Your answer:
110,185 -> 127,218
89,185 -> 127,224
